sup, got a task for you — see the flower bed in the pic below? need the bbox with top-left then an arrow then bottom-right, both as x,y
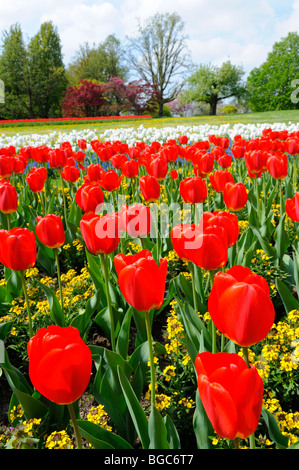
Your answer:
0,115 -> 152,128
0,124 -> 298,451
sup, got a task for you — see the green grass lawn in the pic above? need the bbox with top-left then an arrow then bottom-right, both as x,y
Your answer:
0,109 -> 298,136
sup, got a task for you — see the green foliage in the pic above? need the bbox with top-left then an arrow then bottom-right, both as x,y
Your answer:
66,35 -> 129,86
0,24 -> 30,119
247,32 -> 299,112
182,61 -> 246,115
0,21 -> 67,119
27,21 -> 67,118
221,104 -> 238,114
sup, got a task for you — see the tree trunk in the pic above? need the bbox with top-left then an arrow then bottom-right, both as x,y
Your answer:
209,95 -> 218,115
158,100 -> 164,117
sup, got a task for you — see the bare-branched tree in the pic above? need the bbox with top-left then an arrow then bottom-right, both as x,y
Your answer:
125,12 -> 193,117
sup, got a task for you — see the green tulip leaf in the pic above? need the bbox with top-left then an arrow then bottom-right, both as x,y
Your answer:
275,278 -> 299,313
148,406 -> 170,449
117,365 -> 149,449
36,279 -> 64,326
261,406 -> 289,449
77,420 -> 133,449
13,388 -> 48,421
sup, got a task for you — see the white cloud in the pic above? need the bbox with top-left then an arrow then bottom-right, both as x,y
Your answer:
0,0 -> 297,72
39,1 -> 122,62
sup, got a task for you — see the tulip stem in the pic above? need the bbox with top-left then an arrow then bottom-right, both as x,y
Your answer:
144,310 -> 156,408
234,437 -> 240,449
209,270 -> 217,354
205,176 -> 210,211
242,347 -> 257,449
60,172 -> 68,230
254,178 -> 260,225
188,262 -> 199,315
20,270 -> 33,338
67,403 -> 82,449
100,254 -> 116,351
243,346 -> 250,368
54,248 -> 65,327
279,179 -> 283,219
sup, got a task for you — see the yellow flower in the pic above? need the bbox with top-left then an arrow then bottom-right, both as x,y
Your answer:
155,393 -> 171,411
162,365 -> 176,381
9,404 -> 24,423
87,405 -> 112,431
45,430 -> 74,449
23,418 -> 42,436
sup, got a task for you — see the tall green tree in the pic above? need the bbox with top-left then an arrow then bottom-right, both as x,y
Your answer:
0,21 -> 67,119
182,61 -> 246,115
125,12 -> 192,117
66,34 -> 128,86
28,21 -> 67,118
0,23 -> 32,119
246,32 -> 299,112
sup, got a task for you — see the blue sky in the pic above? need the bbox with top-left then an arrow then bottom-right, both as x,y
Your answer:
0,0 -> 298,74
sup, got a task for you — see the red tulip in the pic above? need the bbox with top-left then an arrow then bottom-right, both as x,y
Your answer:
195,352 -> 264,440
36,214 -> 65,249
60,141 -> 74,158
201,210 -> 239,247
180,176 -> 207,204
218,153 -> 232,169
178,135 -> 188,145
78,139 -> 87,150
266,152 -> 288,180
121,203 -> 152,238
80,212 -> 120,255
160,145 -> 179,163
86,163 -> 103,184
139,175 -> 160,202
96,145 -> 113,162
128,146 -> 141,160
30,146 -> 50,164
185,224 -> 228,270
170,223 -> 200,263
171,222 -> 228,270
121,159 -> 139,179
27,325 -> 92,405
208,265 -> 275,347
26,167 -> 47,193
219,137 -> 230,149
0,155 -> 13,178
285,191 -> 299,222
0,181 -> 18,214
61,165 -> 80,183
244,150 -> 267,178
74,150 -> 86,165
114,249 -> 167,311
147,155 -> 168,181
285,138 -> 299,155
12,155 -> 27,174
231,144 -> 245,160
111,153 -> 128,169
99,169 -> 122,191
49,148 -> 68,169
209,170 -> 234,193
75,183 -> 104,213
194,152 -> 215,176
170,169 -> 178,180
223,182 -> 248,212
0,227 -> 36,271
